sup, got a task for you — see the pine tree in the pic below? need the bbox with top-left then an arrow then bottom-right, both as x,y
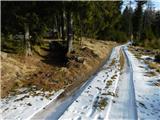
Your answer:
132,1 -> 146,41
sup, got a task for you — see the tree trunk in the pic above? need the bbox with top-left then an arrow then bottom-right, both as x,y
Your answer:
79,16 -> 82,46
61,10 -> 65,41
25,23 -> 32,56
57,15 -> 61,39
66,10 -> 73,54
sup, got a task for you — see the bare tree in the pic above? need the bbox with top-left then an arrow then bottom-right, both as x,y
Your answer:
66,9 -> 73,54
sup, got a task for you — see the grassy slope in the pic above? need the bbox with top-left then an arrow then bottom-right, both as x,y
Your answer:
1,38 -> 117,98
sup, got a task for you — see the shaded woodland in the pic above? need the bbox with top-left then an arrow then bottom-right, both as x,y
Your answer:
1,1 -> 160,56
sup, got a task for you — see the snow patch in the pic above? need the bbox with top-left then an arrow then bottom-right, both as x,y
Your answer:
126,47 -> 160,120
1,89 -> 64,120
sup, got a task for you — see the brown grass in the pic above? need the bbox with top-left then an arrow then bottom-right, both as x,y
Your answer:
128,46 -> 144,59
145,71 -> 157,77
106,80 -> 113,86
1,38 -> 117,98
129,46 -> 160,74
119,50 -> 125,70
98,98 -> 108,110
147,61 -> 160,73
106,91 -> 118,97
111,74 -> 117,80
110,59 -> 116,67
154,83 -> 160,87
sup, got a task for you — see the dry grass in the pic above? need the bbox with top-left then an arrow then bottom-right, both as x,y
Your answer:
129,47 -> 141,59
129,46 -> 158,57
119,50 -> 125,70
106,91 -> 117,97
106,80 -> 113,86
81,38 -> 117,59
1,38 -> 117,98
1,52 -> 39,97
147,62 -> 160,73
110,59 -> 116,67
111,74 -> 117,80
145,71 -> 157,77
98,98 -> 108,110
129,46 -> 160,74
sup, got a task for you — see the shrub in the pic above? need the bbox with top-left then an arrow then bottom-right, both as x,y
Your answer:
110,31 -> 128,43
1,34 -> 25,54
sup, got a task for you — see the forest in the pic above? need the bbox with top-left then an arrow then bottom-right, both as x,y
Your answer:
1,1 -> 160,56
1,1 -> 160,120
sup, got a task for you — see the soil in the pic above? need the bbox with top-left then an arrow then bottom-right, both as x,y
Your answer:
1,38 -> 117,98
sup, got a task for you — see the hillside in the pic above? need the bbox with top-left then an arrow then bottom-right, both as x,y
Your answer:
1,38 -> 117,98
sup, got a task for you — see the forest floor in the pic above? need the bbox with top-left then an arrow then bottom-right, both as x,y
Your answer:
1,38 -> 117,119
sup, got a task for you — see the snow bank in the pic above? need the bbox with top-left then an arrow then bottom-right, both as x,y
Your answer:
126,48 -> 160,120
1,88 -> 64,120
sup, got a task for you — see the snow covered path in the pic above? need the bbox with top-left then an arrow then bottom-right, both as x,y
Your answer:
31,45 -> 140,120
108,46 -> 137,119
1,44 -> 159,120
23,44 -> 160,120
31,46 -> 122,120
125,47 -> 160,120
58,45 -> 145,120
58,46 -> 122,120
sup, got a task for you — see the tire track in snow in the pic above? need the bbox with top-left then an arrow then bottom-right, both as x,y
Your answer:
58,46 -> 121,120
122,45 -> 138,119
30,47 -> 116,120
107,45 -> 138,120
31,45 -> 137,120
